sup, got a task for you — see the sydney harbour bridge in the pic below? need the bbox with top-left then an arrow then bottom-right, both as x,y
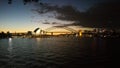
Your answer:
11,26 -> 82,38
33,26 -> 81,36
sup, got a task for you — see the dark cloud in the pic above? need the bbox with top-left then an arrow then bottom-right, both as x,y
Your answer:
55,5 -> 82,21
51,23 -> 81,27
33,3 -> 82,20
84,2 -> 120,28
34,1 -> 120,28
43,22 -> 50,24
43,21 -> 60,25
33,3 -> 59,14
51,22 -> 60,24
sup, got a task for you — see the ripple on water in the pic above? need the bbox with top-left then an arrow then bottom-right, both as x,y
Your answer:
0,38 -> 119,68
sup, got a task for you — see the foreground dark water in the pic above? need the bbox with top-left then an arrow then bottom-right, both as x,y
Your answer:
0,37 -> 120,68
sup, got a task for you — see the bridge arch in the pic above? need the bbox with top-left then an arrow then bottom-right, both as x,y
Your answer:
44,26 -> 78,33
33,26 -> 80,36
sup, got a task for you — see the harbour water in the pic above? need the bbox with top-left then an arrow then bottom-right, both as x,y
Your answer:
0,37 -> 119,68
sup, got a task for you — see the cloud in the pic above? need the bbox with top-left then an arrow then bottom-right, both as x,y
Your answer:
42,21 -> 61,25
55,5 -> 82,21
33,3 -> 82,20
51,22 -> 82,27
51,22 -> 60,24
84,2 -> 120,28
33,1 -> 120,28
43,22 -> 50,24
32,3 -> 59,14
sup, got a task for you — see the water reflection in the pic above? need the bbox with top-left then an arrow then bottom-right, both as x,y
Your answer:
8,38 -> 13,57
36,38 -> 41,43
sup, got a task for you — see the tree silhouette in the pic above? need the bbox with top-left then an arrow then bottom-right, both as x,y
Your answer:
0,32 -> 6,38
7,31 -> 12,38
7,0 -> 40,5
0,31 -> 12,38
8,0 -> 12,4
27,31 -> 32,36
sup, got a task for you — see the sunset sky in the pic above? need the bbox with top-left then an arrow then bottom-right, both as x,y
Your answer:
0,0 -> 119,33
